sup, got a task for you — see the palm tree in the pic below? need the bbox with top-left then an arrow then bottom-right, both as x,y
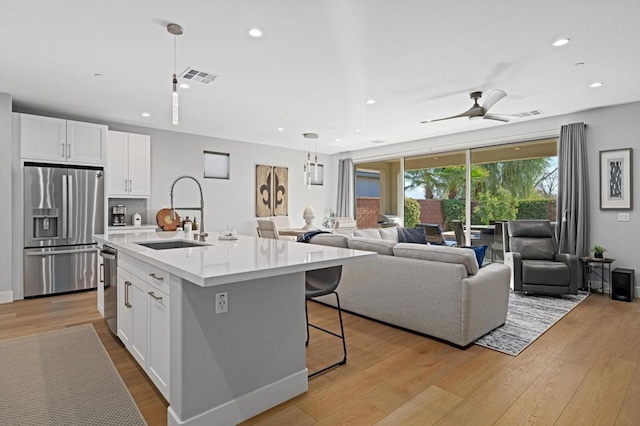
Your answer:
404,169 -> 438,199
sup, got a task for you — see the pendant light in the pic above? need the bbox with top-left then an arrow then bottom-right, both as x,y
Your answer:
167,23 -> 183,125
302,133 -> 319,188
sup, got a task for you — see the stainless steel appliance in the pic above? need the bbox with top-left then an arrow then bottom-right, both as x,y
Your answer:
99,245 -> 118,334
112,205 -> 126,226
23,162 -> 104,297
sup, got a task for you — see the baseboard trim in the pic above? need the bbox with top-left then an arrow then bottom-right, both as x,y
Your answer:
167,368 -> 308,426
0,290 -> 13,304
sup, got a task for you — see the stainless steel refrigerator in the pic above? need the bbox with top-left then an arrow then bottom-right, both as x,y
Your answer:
23,162 -> 104,297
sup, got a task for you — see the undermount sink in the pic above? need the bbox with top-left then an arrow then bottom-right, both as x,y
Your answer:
136,240 -> 210,250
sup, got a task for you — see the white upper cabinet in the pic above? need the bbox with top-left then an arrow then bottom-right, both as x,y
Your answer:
19,113 -> 107,165
66,120 -> 107,164
108,130 -> 151,197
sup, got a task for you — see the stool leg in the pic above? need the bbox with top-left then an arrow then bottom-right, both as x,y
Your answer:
307,292 -> 347,379
305,300 -> 309,346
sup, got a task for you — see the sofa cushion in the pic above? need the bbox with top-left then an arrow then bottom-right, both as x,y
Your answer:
397,227 -> 427,244
460,245 -> 488,268
393,243 -> 479,275
308,233 -> 349,248
379,227 -> 399,241
333,229 -> 354,238
348,237 -> 396,256
353,228 -> 382,239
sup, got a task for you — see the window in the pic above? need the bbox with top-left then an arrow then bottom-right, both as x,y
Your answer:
203,151 -> 230,179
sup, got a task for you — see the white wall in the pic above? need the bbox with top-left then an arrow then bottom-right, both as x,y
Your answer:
0,93 -> 13,303
347,101 -> 640,293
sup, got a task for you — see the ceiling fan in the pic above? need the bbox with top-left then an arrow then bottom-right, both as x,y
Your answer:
421,89 -> 513,123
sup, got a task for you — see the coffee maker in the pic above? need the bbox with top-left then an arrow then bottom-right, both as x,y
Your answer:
112,205 -> 126,226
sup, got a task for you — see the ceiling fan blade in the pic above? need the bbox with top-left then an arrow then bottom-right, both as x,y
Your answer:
482,89 -> 507,112
420,115 -> 462,123
421,106 -> 485,123
483,113 -> 511,122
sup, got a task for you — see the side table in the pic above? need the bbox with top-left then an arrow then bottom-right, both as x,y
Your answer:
580,257 -> 615,295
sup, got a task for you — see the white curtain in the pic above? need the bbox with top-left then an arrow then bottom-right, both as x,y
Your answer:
556,122 -> 589,256
336,158 -> 354,218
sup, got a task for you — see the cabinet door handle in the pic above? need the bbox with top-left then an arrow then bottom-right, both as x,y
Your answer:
61,143 -> 66,158
129,179 -> 132,192
149,273 -> 164,281
148,291 -> 163,301
124,281 -> 132,308
124,179 -> 128,192
67,143 -> 71,158
100,262 -> 104,283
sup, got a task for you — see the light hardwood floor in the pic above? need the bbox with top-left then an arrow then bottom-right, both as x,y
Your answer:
1,290 -> 639,425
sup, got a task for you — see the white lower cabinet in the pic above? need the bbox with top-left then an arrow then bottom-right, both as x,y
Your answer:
130,278 -> 148,368
147,285 -> 170,399
117,258 -> 170,401
117,268 -> 133,348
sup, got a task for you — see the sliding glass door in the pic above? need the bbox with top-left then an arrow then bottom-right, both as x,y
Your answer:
355,159 -> 402,229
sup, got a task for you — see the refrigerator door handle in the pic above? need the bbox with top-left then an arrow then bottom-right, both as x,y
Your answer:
26,247 -> 98,256
68,175 -> 73,240
61,174 -> 68,239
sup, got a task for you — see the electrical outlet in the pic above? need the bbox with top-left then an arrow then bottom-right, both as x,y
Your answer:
215,292 -> 228,314
618,213 -> 630,222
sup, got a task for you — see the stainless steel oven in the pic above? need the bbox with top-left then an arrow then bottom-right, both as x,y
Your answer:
99,245 -> 117,335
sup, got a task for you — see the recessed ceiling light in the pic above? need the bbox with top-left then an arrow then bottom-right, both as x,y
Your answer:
366,99 -> 376,104
336,139 -> 341,142
590,82 -> 604,88
552,38 -> 570,47
179,83 -> 190,89
248,28 -> 262,38
515,147 -> 520,150
355,129 -> 360,132
433,157 -> 438,160
277,127 -> 284,131
141,112 -> 151,117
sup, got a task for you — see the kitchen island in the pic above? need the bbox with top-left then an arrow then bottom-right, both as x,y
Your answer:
93,231 -> 375,426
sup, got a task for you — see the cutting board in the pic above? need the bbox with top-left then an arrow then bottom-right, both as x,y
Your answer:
156,208 -> 181,231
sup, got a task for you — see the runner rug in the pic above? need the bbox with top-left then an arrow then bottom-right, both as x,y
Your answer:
475,290 -> 589,356
0,324 -> 146,425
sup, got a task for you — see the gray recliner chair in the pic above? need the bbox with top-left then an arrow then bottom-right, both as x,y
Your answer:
506,220 -> 579,295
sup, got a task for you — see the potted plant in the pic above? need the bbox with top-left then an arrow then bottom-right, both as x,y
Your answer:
592,245 -> 607,259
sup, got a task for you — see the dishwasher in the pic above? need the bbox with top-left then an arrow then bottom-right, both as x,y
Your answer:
99,245 -> 118,335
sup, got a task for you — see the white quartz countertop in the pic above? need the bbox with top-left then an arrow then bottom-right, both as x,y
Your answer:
94,231 -> 375,287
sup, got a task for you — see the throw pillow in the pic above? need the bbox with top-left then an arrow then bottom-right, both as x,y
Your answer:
461,245 -> 488,268
397,227 -> 427,244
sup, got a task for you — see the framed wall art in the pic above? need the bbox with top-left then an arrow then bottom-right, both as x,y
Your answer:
256,164 -> 289,216
600,148 -> 633,210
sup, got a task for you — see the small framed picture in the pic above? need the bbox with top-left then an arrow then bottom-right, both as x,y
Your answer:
600,148 -> 633,210
310,164 -> 323,185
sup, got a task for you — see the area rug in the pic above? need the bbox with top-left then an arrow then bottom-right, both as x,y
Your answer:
0,324 -> 146,426
474,290 -> 589,356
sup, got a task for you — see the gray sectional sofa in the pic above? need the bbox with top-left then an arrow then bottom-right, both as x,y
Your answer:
308,228 -> 511,347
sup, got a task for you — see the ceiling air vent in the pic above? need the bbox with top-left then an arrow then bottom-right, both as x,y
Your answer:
513,109 -> 544,118
179,68 -> 218,84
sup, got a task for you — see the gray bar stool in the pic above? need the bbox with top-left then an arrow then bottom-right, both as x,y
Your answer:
305,266 -> 347,378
